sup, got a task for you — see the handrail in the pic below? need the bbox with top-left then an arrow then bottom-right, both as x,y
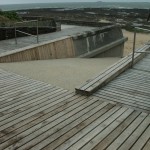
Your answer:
14,20 -> 39,44
15,20 -> 38,24
131,27 -> 150,67
135,27 -> 150,32
16,29 -> 37,37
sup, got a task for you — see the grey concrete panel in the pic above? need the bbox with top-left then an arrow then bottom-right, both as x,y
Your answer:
73,25 -> 125,57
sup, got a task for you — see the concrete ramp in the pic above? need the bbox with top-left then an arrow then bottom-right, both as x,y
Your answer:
0,25 -> 126,63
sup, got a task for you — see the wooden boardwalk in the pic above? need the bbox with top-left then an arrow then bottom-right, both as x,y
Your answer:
94,54 -> 150,113
0,68 -> 149,150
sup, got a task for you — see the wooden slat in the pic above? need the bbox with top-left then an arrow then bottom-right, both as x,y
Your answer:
1,97 -> 101,149
92,110 -> 141,150
106,112 -> 148,150
130,125 -> 150,150
118,115 -> 150,150
142,139 -> 150,150
67,108 -> 131,150
39,105 -> 120,150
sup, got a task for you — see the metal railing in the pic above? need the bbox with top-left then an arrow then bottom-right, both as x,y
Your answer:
14,20 -> 39,44
131,26 -> 150,67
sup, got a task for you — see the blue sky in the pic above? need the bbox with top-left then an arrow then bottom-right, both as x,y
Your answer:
0,0 -> 150,5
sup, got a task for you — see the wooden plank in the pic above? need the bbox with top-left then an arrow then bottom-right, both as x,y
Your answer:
105,85 -> 150,102
23,102 -> 109,150
0,89 -> 68,122
43,106 -> 122,150
95,90 -> 150,109
16,104 -> 115,150
118,115 -> 150,150
94,93 -> 150,113
130,125 -> 150,150
92,110 -> 141,150
0,80 -> 47,96
106,113 -> 148,150
72,108 -> 133,150
1,96 -> 101,149
100,88 -> 150,105
0,86 -> 59,113
142,139 -> 150,150
0,93 -> 80,141
0,83 -> 53,105
0,90 -> 70,130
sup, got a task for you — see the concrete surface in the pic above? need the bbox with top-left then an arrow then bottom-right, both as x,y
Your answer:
0,57 -> 120,91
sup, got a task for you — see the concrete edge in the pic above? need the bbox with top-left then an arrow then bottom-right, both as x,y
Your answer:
79,37 -> 128,58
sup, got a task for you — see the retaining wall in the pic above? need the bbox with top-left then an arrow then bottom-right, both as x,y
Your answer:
73,25 -> 127,58
0,25 -> 127,63
0,37 -> 75,63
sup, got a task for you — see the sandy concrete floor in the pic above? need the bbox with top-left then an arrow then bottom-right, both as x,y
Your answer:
0,57 -> 120,91
123,29 -> 150,56
1,28 -> 148,91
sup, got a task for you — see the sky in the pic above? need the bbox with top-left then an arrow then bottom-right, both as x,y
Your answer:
0,0 -> 150,5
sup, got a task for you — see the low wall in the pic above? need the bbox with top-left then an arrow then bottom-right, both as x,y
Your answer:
73,25 -> 126,58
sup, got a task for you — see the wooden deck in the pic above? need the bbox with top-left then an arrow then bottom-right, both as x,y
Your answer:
94,54 -> 150,113
0,68 -> 149,150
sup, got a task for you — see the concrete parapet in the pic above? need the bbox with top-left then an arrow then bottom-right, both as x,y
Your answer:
72,25 -> 126,58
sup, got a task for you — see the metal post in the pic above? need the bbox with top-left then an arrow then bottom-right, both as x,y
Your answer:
37,20 -> 39,43
131,30 -> 136,68
14,23 -> 17,45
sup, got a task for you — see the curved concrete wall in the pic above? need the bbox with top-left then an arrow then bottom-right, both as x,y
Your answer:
72,25 -> 126,58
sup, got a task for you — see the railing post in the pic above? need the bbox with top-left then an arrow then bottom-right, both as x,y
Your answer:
131,29 -> 136,68
37,20 -> 39,43
14,23 -> 17,45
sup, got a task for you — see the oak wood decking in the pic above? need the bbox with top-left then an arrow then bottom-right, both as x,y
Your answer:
0,68 -> 149,150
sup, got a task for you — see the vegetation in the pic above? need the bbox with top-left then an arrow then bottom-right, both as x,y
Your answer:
0,11 -> 20,21
123,25 -> 150,34
0,10 -> 21,27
